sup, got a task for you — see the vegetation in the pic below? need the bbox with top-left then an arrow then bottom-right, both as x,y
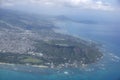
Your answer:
0,9 -> 103,68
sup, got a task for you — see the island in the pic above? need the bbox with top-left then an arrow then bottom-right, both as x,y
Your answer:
0,9 -> 103,68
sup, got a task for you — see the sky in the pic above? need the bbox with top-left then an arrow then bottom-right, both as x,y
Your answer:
0,0 -> 120,11
0,0 -> 120,22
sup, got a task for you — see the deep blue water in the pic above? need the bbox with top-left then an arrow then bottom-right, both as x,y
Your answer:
0,21 -> 120,80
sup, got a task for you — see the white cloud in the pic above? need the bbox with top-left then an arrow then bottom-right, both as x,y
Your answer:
66,0 -> 114,11
30,0 -> 114,11
0,0 -> 115,11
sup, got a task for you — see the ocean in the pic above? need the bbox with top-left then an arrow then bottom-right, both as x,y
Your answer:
0,21 -> 120,80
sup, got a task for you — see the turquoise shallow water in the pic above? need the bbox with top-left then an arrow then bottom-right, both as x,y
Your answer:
0,22 -> 120,80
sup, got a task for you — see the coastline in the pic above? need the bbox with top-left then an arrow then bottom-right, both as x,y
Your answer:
0,62 -> 48,68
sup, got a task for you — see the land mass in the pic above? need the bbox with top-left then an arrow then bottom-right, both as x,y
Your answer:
0,9 -> 103,68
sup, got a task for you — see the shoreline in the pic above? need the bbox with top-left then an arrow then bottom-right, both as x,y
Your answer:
0,62 -> 48,68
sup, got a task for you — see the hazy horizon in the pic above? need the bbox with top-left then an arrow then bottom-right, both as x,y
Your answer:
0,0 -> 120,24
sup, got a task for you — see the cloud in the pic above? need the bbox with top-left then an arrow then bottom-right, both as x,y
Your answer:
118,0 -> 120,5
1,2 -> 14,7
28,0 -> 115,11
0,0 -> 14,7
65,0 -> 114,11
0,0 -> 115,11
